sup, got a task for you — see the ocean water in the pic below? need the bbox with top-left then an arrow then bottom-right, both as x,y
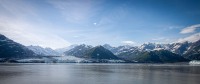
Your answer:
0,63 -> 200,84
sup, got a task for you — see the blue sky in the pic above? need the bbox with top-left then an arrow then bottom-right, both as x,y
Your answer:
0,0 -> 200,49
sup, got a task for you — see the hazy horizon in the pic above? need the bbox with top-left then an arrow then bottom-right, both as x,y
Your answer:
0,0 -> 200,49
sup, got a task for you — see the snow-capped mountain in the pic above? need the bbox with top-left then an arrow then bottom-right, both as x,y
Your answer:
111,45 -> 137,55
102,44 -> 115,50
27,45 -> 60,56
139,43 -> 171,51
83,45 -> 119,59
102,40 -> 200,60
183,40 -> 200,60
113,46 -> 141,60
64,44 -> 188,62
169,42 -> 191,55
139,43 -> 157,51
137,42 -> 193,55
64,44 -> 93,58
1,33 -> 199,62
55,44 -> 78,54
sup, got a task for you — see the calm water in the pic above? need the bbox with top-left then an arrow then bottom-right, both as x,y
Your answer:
0,63 -> 200,84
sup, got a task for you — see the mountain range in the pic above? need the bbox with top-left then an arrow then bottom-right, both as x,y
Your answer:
0,34 -> 199,63
27,45 -> 61,56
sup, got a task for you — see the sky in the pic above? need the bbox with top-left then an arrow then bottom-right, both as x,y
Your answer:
0,0 -> 200,49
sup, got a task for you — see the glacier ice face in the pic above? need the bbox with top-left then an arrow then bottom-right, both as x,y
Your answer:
189,60 -> 200,65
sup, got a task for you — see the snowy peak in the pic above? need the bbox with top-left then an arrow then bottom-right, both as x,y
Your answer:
64,44 -> 93,57
170,41 -> 191,54
102,44 -> 114,50
84,45 -> 119,59
183,40 -> 200,60
112,45 -> 138,55
55,44 -> 78,54
27,45 -> 60,56
139,43 -> 170,51
63,45 -> 119,60
140,43 -> 156,51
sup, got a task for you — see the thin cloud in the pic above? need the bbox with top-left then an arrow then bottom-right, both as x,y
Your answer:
0,18 -> 71,49
48,0 -> 96,24
0,0 -> 71,49
180,24 -> 200,34
151,37 -> 173,44
177,33 -> 200,43
152,37 -> 165,41
121,41 -> 136,45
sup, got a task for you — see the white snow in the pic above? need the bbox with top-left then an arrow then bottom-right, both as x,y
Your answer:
153,48 -> 164,51
16,58 -> 45,63
174,45 -> 181,50
27,45 -> 61,56
53,56 -> 87,63
189,60 -> 200,65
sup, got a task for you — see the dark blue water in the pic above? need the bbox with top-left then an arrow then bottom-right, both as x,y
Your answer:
0,63 -> 200,84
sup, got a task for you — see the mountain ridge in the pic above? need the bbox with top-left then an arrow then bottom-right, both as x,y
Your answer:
0,34 -> 36,59
0,34 -> 199,63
